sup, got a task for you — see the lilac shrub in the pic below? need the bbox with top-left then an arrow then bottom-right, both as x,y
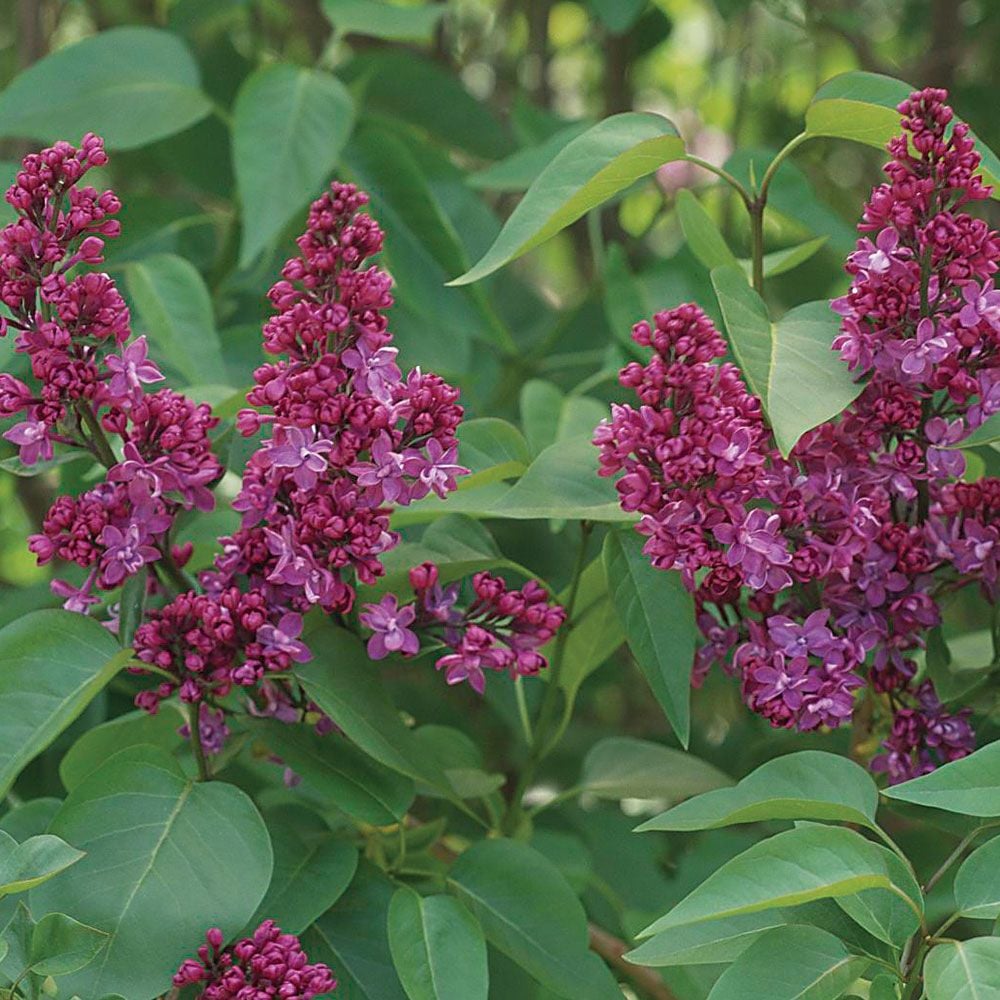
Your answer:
596,88 -> 998,780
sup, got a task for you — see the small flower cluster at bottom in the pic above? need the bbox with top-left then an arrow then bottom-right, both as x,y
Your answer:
173,922 -> 336,999
359,563 -> 566,694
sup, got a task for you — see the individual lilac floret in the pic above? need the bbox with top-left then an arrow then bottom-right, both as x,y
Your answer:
360,594 -> 419,659
104,335 -> 163,401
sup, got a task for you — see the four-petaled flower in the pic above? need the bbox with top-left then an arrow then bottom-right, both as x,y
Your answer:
360,594 -> 419,659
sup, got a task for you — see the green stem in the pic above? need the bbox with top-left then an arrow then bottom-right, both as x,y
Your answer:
514,677 -> 534,746
503,521 -> 593,835
922,827 -> 982,895
682,155 -> 753,209
749,198 -> 765,295
76,400 -> 117,468
746,131 -> 810,296
188,701 -> 212,782
757,131 -> 809,203
902,937 -> 930,1000
586,209 -> 605,276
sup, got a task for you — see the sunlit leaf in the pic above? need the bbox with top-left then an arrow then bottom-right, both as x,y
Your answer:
711,266 -> 864,455
806,71 -> 1000,198
450,113 -> 683,285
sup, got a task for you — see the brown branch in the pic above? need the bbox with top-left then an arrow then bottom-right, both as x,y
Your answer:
588,923 -> 679,1000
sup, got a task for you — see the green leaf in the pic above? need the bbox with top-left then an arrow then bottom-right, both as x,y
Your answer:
627,900 -> 891,968
303,862 -> 407,1000
455,418 -> 531,489
706,924 -> 868,1000
0,799 -> 62,842
603,530 -> 697,747
924,937 -> 1000,1000
883,740 -> 1000,816
448,839 -> 623,1000
233,63 -> 355,266
450,112 -> 683,285
387,888 -> 488,1000
252,719 -> 415,825
924,627 -> 995,702
551,555 -> 624,701
321,0 -> 446,42
0,833 -> 85,896
580,737 -> 731,802
639,824 -> 920,937
30,746 -> 273,998
0,610 -> 128,798
59,707 -> 186,792
627,910 -> 793,967
0,27 -> 211,149
411,727 -> 505,802
518,382 -> 611,459
806,71 -> 1000,197
676,189 -> 740,272
342,51 -> 511,160
743,236 -> 829,279
711,267 -> 864,455
954,834 -> 1000,919
490,436 -> 633,522
294,622 -> 451,793
125,253 -> 226,385
377,516 -> 509,595
869,974 -> 902,1000
251,806 -> 358,935
29,913 -> 107,977
117,568 -> 148,649
467,123 -> 591,192
637,750 -> 879,833
955,411 -> 1000,450
835,844 -> 922,946
341,124 -> 483,368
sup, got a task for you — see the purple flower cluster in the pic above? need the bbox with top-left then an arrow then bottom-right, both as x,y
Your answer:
596,88 -> 1000,780
0,134 -> 221,612
173,922 -> 336,999
130,180 -> 560,750
208,182 -> 467,615
360,563 -> 567,694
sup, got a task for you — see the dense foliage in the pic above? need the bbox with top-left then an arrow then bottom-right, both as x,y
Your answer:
1,2 -> 1000,1000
